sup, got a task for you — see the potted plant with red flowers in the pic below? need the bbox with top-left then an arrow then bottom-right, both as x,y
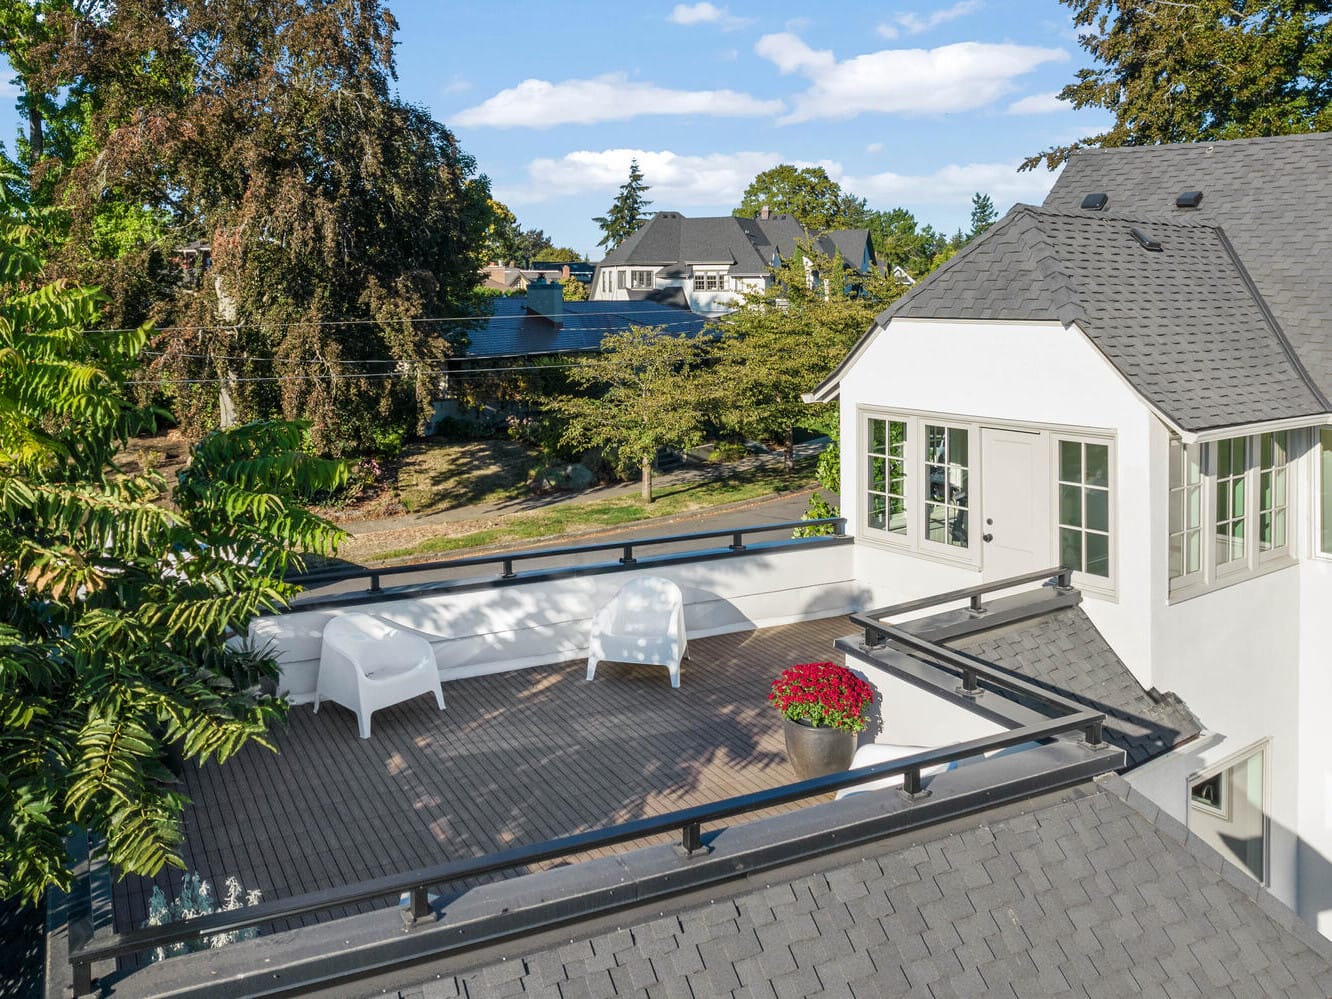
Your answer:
769,661 -> 876,780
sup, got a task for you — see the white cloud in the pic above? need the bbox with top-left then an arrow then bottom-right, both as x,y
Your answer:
454,74 -> 783,128
866,142 -> 884,154
755,33 -> 1067,122
441,78 -> 471,96
844,160 -> 1063,210
668,3 -> 752,29
876,23 -> 900,40
498,148 -> 843,208
888,0 -> 984,37
1007,91 -> 1066,114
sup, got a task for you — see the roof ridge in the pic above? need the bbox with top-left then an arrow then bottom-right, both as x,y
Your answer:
1070,131 -> 1332,157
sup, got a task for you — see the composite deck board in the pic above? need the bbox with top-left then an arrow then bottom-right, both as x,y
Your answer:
113,614 -> 855,943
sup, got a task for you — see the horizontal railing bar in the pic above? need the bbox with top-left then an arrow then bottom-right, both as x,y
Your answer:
849,617 -> 1093,719
289,518 -> 846,588
857,566 -> 1070,622
70,708 -> 1105,967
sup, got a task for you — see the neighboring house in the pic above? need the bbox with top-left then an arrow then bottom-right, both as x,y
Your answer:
591,208 -> 876,316
809,131 -> 1332,935
480,261 -> 594,293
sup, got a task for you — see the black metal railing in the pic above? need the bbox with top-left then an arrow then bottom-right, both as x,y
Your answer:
286,517 -> 847,601
67,701 -> 1107,995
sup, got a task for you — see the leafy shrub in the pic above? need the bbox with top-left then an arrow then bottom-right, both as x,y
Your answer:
794,490 -> 840,537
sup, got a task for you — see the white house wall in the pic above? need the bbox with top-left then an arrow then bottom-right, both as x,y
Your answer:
837,318 -> 1161,683
1300,558 -> 1332,933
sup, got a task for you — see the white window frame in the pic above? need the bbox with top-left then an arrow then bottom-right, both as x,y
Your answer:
1168,431 -> 1297,600
629,269 -> 654,290
1052,435 -> 1115,589
1317,428 -> 1332,558
860,409 -> 978,568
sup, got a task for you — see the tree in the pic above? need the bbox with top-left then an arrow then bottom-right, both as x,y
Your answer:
535,246 -> 584,263
0,189 -> 347,904
593,159 -> 653,250
560,278 -> 589,302
706,244 -> 908,470
1024,0 -> 1332,170
734,165 -> 867,231
968,193 -> 998,239
4,0 -> 493,456
548,326 -> 704,501
864,208 -> 951,277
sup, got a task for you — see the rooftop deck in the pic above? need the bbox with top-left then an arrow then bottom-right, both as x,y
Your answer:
113,615 -> 856,940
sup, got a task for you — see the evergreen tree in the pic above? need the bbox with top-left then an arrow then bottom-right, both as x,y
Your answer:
1024,0 -> 1332,170
593,159 -> 653,250
968,193 -> 998,239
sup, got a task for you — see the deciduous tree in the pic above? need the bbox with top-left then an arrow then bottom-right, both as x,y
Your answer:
734,165 -> 867,231
1024,0 -> 1332,170
548,326 -> 703,501
0,191 -> 347,904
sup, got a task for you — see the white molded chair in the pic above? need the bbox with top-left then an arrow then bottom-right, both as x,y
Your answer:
315,614 -> 444,739
586,577 -> 688,688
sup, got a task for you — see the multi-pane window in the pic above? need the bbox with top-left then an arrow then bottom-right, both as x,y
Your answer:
616,270 -> 626,289
1169,439 -> 1202,580
630,269 -> 654,289
866,418 -> 907,534
602,270 -> 611,292
1257,431 -> 1288,553
1057,440 -> 1110,577
695,272 -> 725,291
924,425 -> 968,548
1215,437 -> 1248,567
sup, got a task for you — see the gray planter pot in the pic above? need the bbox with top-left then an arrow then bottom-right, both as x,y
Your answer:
781,716 -> 856,781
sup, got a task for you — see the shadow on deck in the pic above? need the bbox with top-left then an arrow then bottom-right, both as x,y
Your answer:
114,615 -> 854,938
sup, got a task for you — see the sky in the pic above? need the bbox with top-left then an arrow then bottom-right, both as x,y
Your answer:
0,0 -> 1113,261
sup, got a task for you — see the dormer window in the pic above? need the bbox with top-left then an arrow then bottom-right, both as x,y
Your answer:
629,269 -> 654,289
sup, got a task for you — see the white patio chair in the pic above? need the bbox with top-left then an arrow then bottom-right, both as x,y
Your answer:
314,614 -> 444,739
586,576 -> 688,688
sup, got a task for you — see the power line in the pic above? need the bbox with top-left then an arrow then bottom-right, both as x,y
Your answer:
126,360 -> 583,386
99,313 -> 713,336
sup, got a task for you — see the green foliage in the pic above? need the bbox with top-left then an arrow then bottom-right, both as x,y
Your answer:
734,165 -> 868,231
0,190 -> 347,905
483,198 -> 554,265
560,277 -> 589,302
704,243 -> 907,468
593,159 -> 652,250
968,193 -> 998,239
535,246 -> 584,263
546,326 -> 705,500
1024,0 -> 1332,169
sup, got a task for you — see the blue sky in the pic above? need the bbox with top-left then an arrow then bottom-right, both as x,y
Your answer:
1,0 -> 1112,260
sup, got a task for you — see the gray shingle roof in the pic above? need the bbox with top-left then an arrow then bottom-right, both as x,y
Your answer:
391,775 -> 1332,998
1045,132 -> 1332,398
459,297 -> 707,359
598,212 -> 871,279
942,605 -> 1202,769
865,204 -> 1326,430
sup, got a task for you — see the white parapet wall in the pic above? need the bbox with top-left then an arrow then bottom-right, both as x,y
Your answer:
252,543 -> 865,703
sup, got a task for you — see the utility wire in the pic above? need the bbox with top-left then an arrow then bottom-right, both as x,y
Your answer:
97,313 -> 713,336
126,361 -> 584,386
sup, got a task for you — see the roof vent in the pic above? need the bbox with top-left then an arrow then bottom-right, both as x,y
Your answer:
1130,227 -> 1163,252
1176,190 -> 1203,208
1080,192 -> 1108,211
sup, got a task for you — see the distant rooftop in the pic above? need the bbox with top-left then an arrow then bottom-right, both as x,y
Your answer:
458,295 -> 708,360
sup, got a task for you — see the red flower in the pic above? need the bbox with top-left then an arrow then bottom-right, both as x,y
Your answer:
769,661 -> 875,733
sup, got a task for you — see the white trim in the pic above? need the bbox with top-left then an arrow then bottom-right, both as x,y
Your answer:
1184,414 -> 1331,446
1186,738 -> 1272,886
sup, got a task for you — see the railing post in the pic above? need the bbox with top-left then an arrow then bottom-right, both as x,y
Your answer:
861,623 -> 888,649
968,593 -> 985,615
729,532 -> 745,552
956,667 -> 981,699
501,558 -> 515,579
72,957 -> 92,998
401,886 -> 432,930
369,572 -> 381,594
680,820 -> 704,856
1082,718 -> 1106,749
619,545 -> 637,566
899,767 -> 930,801
1056,567 -> 1074,590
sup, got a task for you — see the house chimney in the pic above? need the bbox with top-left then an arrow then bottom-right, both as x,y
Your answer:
525,275 -> 564,323
760,204 -> 771,220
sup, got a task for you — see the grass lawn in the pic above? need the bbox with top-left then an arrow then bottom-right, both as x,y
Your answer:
368,457 -> 818,562
396,437 -> 541,513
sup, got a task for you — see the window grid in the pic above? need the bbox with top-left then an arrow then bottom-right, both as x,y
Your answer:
1169,439 -> 1202,579
1057,440 -> 1111,578
866,418 -> 907,534
924,425 -> 968,548
630,269 -> 653,289
695,272 -> 725,291
1257,431 -> 1288,553
1215,437 -> 1247,567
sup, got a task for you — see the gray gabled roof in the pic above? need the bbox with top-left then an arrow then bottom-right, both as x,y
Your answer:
813,133 -> 1332,430
814,201 -> 1327,431
598,212 -> 872,280
395,775 -> 1332,998
1045,132 -> 1332,398
459,297 -> 707,359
